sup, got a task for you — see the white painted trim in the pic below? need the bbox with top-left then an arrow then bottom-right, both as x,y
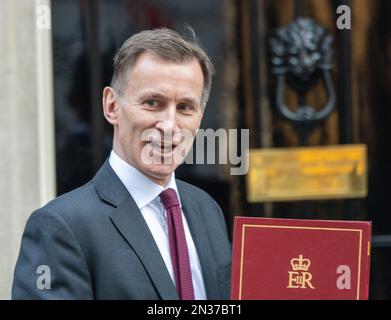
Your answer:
35,0 -> 56,205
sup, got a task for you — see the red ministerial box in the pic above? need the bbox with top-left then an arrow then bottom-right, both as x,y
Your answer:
231,217 -> 372,300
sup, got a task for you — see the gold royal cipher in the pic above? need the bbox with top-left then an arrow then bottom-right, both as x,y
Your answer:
287,255 -> 315,289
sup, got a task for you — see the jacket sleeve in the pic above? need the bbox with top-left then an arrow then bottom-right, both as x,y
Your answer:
12,208 -> 94,299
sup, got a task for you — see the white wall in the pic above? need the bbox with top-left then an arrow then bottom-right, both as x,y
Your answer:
0,0 -> 55,300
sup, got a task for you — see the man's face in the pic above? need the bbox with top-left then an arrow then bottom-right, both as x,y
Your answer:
106,52 -> 204,186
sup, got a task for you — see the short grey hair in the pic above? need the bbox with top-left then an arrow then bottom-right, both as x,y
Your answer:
111,27 -> 215,108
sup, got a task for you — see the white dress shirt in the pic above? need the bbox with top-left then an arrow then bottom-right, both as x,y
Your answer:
109,151 -> 207,299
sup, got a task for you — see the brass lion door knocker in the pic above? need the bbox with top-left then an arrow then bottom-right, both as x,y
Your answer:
271,18 -> 336,145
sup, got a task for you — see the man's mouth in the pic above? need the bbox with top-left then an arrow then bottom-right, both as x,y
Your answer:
149,141 -> 178,155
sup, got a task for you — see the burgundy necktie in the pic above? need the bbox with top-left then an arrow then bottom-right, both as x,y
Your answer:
160,188 -> 195,300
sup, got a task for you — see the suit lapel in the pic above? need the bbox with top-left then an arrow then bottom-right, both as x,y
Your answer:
93,161 -> 178,300
177,183 -> 220,300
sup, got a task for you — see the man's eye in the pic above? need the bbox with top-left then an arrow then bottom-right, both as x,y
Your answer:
178,104 -> 195,112
144,99 -> 159,107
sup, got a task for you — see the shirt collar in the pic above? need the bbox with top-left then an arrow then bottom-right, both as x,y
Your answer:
108,150 -> 181,209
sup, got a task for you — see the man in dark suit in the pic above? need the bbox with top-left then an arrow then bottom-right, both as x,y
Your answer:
12,28 -> 231,300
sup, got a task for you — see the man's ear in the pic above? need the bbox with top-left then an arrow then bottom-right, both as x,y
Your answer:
102,86 -> 119,125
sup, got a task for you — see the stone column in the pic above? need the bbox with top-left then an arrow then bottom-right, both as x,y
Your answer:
0,0 -> 55,299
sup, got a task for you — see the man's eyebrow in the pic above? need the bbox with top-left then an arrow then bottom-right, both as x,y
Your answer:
179,97 -> 199,106
138,92 -> 168,101
139,92 -> 200,106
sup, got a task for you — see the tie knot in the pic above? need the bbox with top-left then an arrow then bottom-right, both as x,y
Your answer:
160,188 -> 180,209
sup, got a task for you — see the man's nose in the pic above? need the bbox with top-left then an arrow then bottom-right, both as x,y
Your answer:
155,105 -> 179,135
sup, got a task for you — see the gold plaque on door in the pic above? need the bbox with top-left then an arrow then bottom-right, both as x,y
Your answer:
247,145 -> 367,202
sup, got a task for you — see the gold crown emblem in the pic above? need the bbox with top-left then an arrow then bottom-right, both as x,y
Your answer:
290,255 -> 311,271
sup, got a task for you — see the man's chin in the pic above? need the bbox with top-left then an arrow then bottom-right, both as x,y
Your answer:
142,163 -> 179,185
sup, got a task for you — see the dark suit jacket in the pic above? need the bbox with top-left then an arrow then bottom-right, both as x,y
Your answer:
12,161 -> 232,299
